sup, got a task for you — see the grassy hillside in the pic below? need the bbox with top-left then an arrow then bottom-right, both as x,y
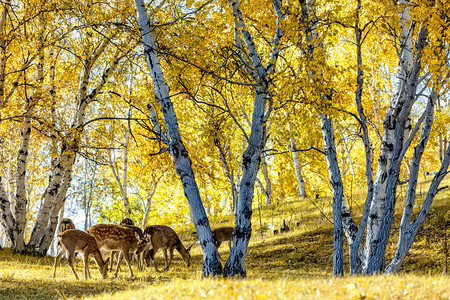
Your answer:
0,177 -> 448,299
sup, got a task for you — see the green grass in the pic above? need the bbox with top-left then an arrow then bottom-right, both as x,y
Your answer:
0,179 -> 448,299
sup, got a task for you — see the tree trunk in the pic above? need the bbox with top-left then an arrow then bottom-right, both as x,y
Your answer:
134,0 -> 222,276
222,0 -> 284,277
0,178 -> 16,247
385,90 -> 436,273
363,0 -> 415,272
260,155 -> 272,205
366,23 -> 428,274
320,114 -> 344,276
290,138 -> 307,199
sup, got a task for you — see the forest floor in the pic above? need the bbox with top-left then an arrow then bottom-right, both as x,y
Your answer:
0,177 -> 449,299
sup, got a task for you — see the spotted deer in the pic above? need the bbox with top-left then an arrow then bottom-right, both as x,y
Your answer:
136,225 -> 192,272
52,229 -> 108,280
212,227 -> 233,260
88,224 -> 144,277
59,218 -> 75,233
108,218 -> 139,272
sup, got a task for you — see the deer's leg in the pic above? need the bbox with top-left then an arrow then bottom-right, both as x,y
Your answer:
151,247 -> 161,272
164,248 -> 174,271
52,249 -> 65,278
113,251 -> 123,277
83,252 -> 91,279
67,250 -> 80,280
162,249 -> 169,268
121,249 -> 134,278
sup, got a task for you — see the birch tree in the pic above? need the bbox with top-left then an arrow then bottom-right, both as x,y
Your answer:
134,0 -> 222,276
293,0 -> 450,275
223,0 -> 285,277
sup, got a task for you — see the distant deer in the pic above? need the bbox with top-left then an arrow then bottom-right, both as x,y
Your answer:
136,225 -> 192,272
52,229 -> 108,280
212,227 -> 233,260
59,218 -> 75,233
88,224 -> 144,277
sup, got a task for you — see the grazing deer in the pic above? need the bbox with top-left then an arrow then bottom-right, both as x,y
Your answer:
52,229 -> 108,280
212,227 -> 233,260
136,225 -> 192,272
59,218 -> 75,233
107,218 -> 139,272
88,224 -> 143,277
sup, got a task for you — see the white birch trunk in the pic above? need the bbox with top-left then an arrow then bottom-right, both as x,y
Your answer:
134,0 -> 222,276
320,114 -> 344,276
366,24 -> 428,274
0,178 -> 16,246
290,138 -> 307,199
223,0 -> 284,277
108,104 -> 132,219
122,104 -> 132,217
385,90 -> 435,273
260,155 -> 272,205
363,0 -> 415,271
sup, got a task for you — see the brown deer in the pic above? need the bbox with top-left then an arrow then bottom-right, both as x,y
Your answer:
59,218 -> 75,233
107,218 -> 139,272
212,227 -> 233,260
88,224 -> 144,277
136,225 -> 192,272
52,229 -> 108,280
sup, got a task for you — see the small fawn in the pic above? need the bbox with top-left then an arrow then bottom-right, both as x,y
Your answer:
52,229 -> 108,280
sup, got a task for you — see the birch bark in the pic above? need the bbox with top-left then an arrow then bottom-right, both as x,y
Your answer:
134,0 -> 222,276
223,0 -> 285,277
363,0 -> 415,271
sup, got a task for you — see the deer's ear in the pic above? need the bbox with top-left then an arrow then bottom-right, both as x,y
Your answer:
144,233 -> 151,241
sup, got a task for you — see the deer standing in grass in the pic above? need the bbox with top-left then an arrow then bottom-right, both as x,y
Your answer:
52,229 -> 108,280
107,218 -> 139,272
212,227 -> 233,260
89,224 -> 144,277
136,225 -> 192,272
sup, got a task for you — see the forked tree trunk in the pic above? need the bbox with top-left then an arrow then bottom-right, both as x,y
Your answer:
134,0 -> 222,276
223,87 -> 267,277
363,0 -> 415,272
222,0 -> 285,277
366,24 -> 428,274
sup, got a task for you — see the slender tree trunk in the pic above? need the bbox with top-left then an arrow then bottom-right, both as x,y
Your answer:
134,0 -> 222,276
215,137 -> 239,211
32,43 -> 121,255
290,138 -> 307,199
349,0 -> 373,274
223,89 -> 267,277
320,114 -> 344,276
260,155 -> 272,205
